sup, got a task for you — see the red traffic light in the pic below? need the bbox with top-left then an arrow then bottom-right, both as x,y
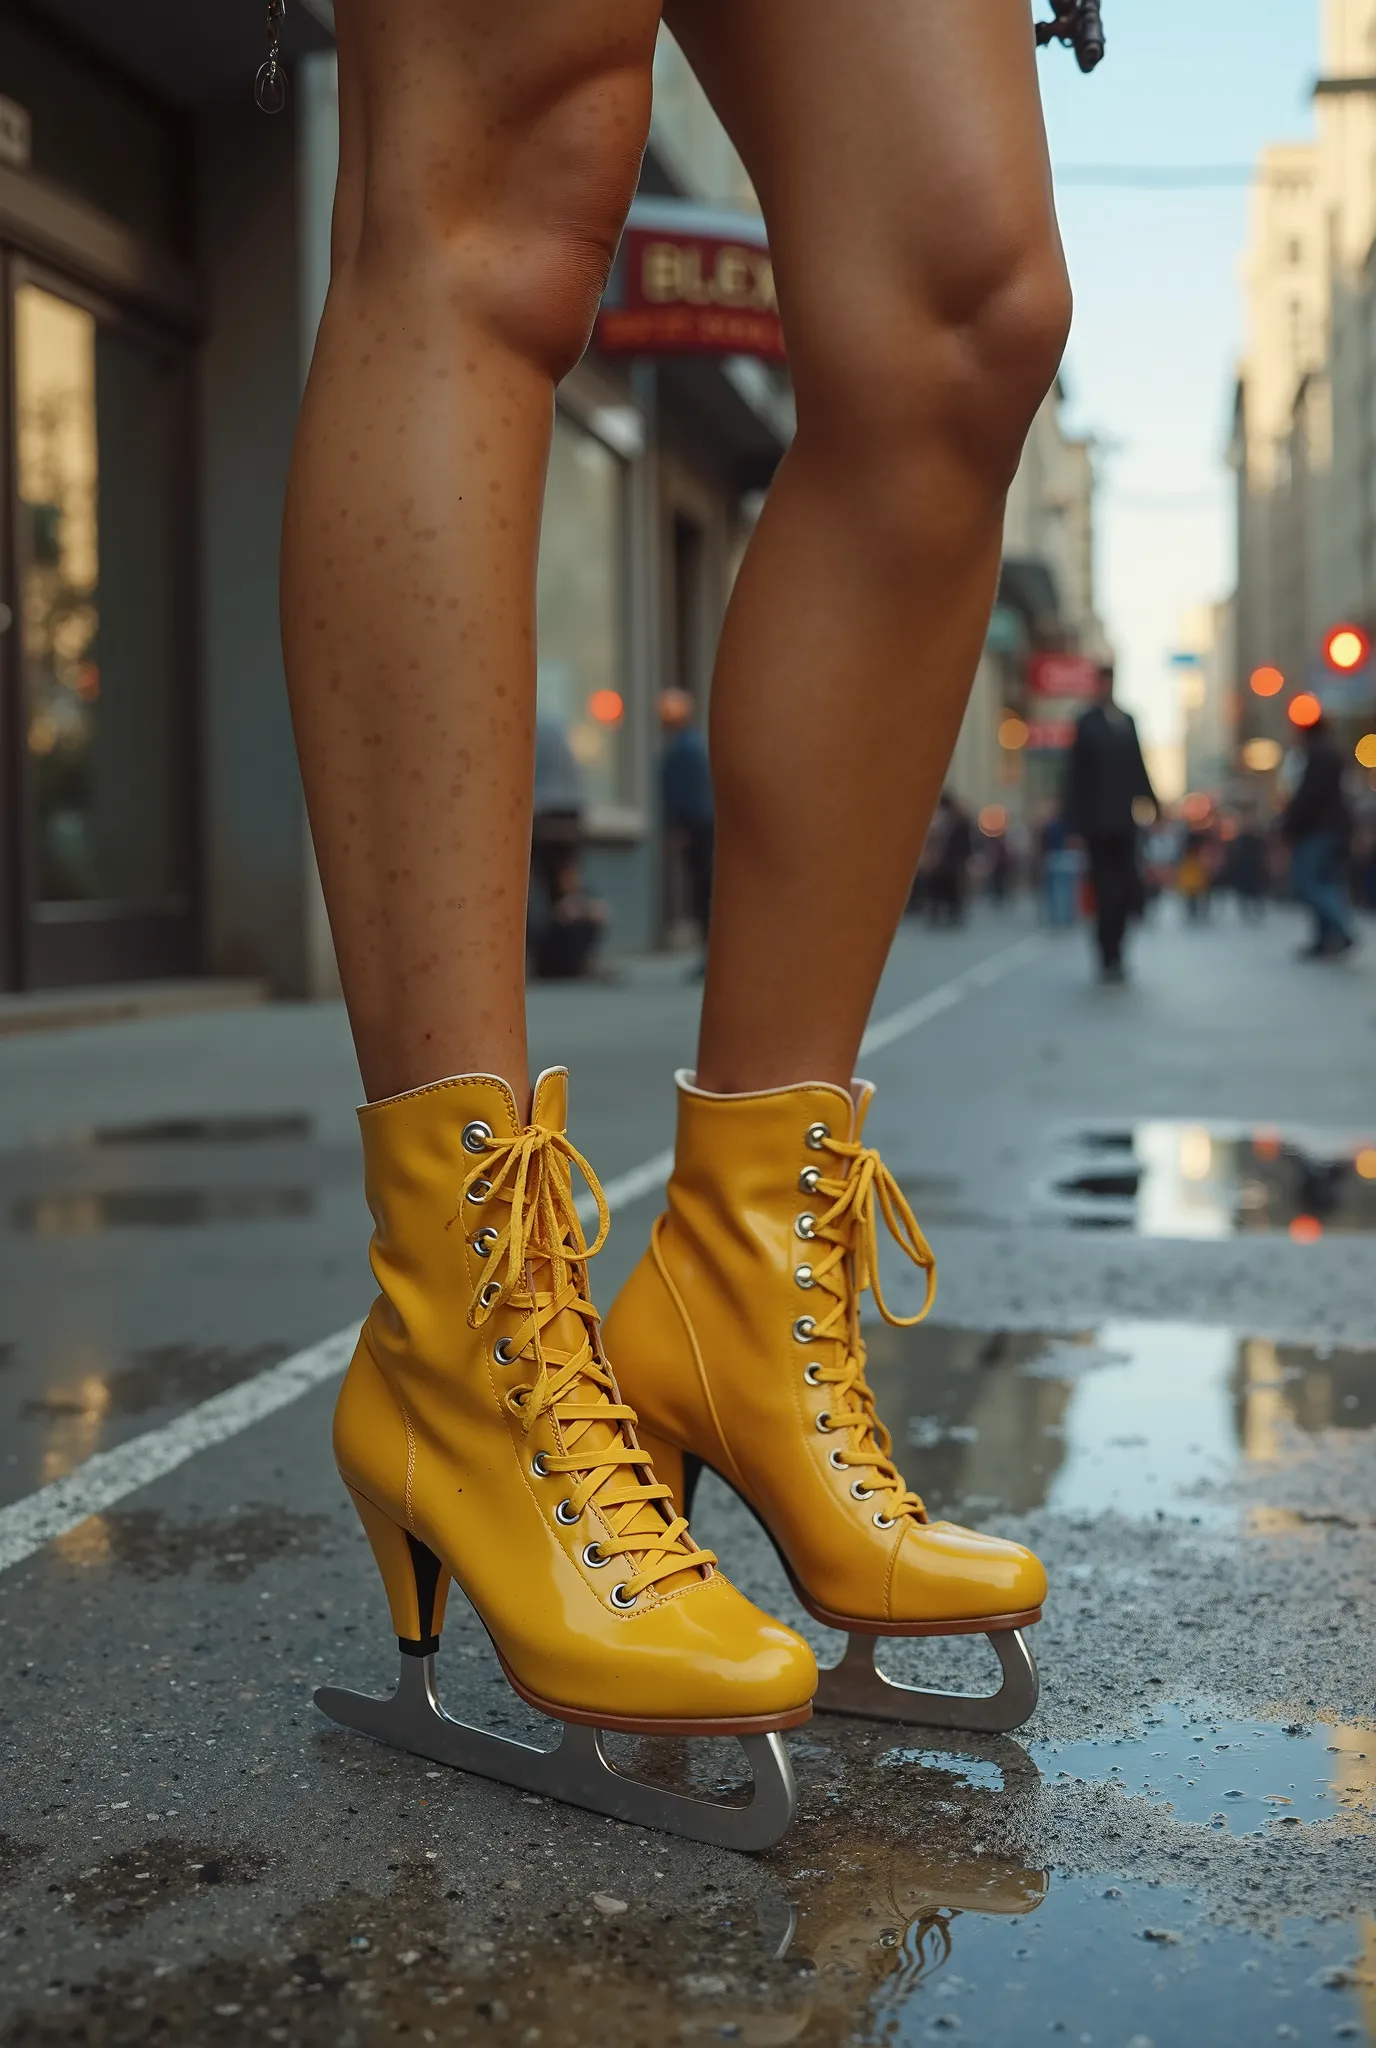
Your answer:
1323,623 -> 1371,673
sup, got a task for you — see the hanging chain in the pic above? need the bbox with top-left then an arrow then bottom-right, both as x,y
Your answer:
255,0 -> 288,112
1035,0 -> 1105,73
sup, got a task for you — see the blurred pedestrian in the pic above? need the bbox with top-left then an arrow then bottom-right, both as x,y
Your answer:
1064,663 -> 1156,983
1226,807 -> 1268,922
1037,803 -> 1082,927
926,791 -> 974,927
1282,715 -> 1357,959
1177,825 -> 1212,923
528,715 -> 608,979
658,688 -> 714,966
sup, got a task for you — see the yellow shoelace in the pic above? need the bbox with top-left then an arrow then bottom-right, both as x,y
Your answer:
455,1124 -> 713,1601
802,1135 -> 938,1526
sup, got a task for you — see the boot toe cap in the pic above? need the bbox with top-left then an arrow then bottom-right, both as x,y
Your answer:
890,1521 -> 1046,1625
662,1577 -> 817,1719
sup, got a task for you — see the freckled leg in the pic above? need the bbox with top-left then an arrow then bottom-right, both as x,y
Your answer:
281,0 -> 660,1102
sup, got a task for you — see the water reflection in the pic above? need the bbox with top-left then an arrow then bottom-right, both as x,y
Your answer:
1048,1121 -> 1376,1237
864,1320 -> 1376,1522
13,1186 -> 315,1232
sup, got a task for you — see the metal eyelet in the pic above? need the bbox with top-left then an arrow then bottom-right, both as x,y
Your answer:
794,1263 -> 814,1289
506,1387 -> 530,1414
850,1479 -> 874,1501
793,1316 -> 816,1344
494,1337 -> 516,1365
798,1167 -> 821,1194
805,1122 -> 830,1151
803,1363 -> 823,1387
465,1178 -> 492,1205
815,1411 -> 832,1433
873,1511 -> 897,1529
473,1227 -> 499,1257
531,1452 -> 550,1478
462,1119 -> 494,1155
554,1498 -> 580,1526
828,1448 -> 848,1471
582,1542 -> 609,1569
794,1213 -> 817,1240
479,1281 -> 502,1308
610,1583 -> 638,1610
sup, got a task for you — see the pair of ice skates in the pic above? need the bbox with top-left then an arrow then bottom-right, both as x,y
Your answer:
316,1067 -> 1045,1850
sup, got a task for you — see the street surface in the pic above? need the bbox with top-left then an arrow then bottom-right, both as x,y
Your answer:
3,902 -> 1376,2045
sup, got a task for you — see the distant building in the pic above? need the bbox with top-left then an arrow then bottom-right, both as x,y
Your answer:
1233,0 -> 1376,806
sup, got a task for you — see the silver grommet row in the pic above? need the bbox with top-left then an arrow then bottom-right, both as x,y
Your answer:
610,1583 -> 638,1609
850,1478 -> 874,1501
828,1448 -> 847,1471
582,1542 -> 608,1569
462,1119 -> 494,1155
554,1498 -> 580,1526
531,1451 -> 550,1477
794,1264 -> 814,1289
466,1178 -> 492,1205
793,1316 -> 816,1343
473,1227 -> 498,1257
494,1336 -> 516,1364
805,1122 -> 830,1151
803,1363 -> 823,1386
815,1411 -> 832,1433
794,1212 -> 817,1240
479,1281 -> 501,1308
798,1166 -> 821,1194
873,1511 -> 896,1529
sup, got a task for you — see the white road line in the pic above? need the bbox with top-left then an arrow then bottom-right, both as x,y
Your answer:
0,930 -> 1044,1575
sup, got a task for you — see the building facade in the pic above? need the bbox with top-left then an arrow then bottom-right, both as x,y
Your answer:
1234,0 -> 1376,800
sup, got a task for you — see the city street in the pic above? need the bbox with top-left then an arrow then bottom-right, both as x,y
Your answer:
3,903 -> 1376,2045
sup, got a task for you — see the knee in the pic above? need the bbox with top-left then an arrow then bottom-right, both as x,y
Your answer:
791,222 -> 1073,501
347,66 -> 650,384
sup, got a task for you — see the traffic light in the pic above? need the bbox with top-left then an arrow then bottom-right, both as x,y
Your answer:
1322,623 -> 1371,673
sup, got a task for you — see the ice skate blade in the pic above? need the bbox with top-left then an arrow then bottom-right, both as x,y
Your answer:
813,1627 -> 1039,1732
315,1652 -> 797,1851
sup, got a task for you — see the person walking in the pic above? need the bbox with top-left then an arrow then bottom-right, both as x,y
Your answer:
1282,716 -> 1357,960
1037,801 -> 1081,927
280,0 -> 1063,1830
658,688 -> 715,962
1064,664 -> 1156,982
926,791 -> 975,927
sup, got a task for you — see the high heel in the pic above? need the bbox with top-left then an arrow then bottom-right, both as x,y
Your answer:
314,1066 -> 815,1847
603,1072 -> 1045,1734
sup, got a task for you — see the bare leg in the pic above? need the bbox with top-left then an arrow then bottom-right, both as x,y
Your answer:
667,0 -> 1071,1093
282,0 -> 660,1103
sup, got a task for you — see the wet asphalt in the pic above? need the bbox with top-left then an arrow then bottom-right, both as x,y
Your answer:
2,904 -> 1376,2046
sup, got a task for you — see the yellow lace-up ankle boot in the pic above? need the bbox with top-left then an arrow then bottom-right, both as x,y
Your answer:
315,1067 -> 815,1847
602,1073 -> 1045,1732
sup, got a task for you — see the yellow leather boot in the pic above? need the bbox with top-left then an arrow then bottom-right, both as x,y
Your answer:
603,1073 -> 1045,1732
314,1066 -> 815,1848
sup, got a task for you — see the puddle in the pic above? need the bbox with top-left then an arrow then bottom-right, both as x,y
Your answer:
53,1504 -> 333,1581
22,1342 -> 289,1422
12,1187 -> 316,1232
93,1114 -> 314,1147
5,1845 -> 1372,2047
1046,1122 -> 1376,1236
863,1321 -> 1376,1522
1036,1704 -> 1376,1836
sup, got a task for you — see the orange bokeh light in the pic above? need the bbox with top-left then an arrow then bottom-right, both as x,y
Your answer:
1355,1148 -> 1376,1181
1249,665 -> 1284,697
1287,692 -> 1322,729
978,804 -> 1008,837
1324,623 -> 1370,672
1289,1215 -> 1323,1243
588,689 -> 624,726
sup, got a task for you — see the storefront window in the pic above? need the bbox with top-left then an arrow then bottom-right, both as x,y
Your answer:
16,281 -> 183,907
536,411 -> 628,816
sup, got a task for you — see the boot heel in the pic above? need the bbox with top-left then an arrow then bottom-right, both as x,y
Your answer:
635,1429 -> 704,1520
345,1486 -> 451,1656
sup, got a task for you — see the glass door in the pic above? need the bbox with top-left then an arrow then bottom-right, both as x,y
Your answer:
6,259 -> 194,987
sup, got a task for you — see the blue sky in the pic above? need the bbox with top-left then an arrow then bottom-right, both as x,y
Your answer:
1037,0 -> 1321,748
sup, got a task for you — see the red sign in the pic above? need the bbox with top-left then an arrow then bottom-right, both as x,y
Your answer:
1025,718 -> 1077,752
1027,652 -> 1101,700
596,228 -> 785,364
